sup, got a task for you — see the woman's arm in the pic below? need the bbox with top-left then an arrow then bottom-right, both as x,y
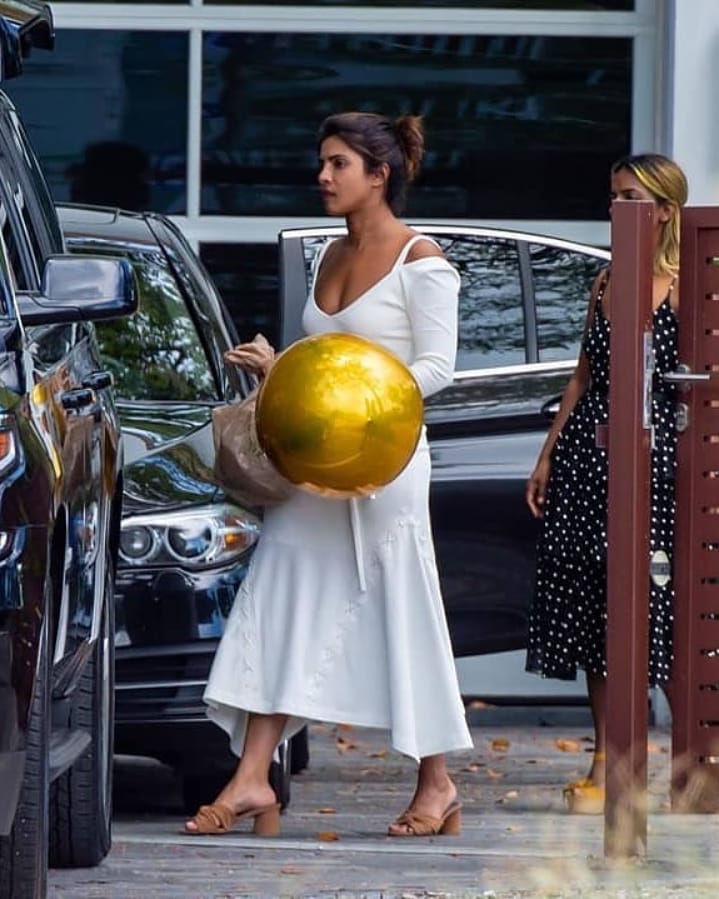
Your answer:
525,268 -> 607,517
400,246 -> 460,398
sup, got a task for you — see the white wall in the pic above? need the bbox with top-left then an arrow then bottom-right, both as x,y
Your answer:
665,0 -> 719,205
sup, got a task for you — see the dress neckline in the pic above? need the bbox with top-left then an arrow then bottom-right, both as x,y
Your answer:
596,275 -> 676,325
311,234 -> 434,319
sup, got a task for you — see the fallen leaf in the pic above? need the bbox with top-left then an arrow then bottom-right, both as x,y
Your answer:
318,831 -> 340,842
490,737 -> 510,752
369,750 -> 388,758
555,738 -> 583,753
486,768 -> 505,780
463,762 -> 484,772
647,742 -> 663,754
506,824 -> 523,832
317,807 -> 336,814
336,736 -> 357,753
280,866 -> 305,875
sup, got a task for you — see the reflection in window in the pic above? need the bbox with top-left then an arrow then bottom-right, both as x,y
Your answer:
434,236 -> 525,370
4,31 -> 188,215
202,31 -> 631,219
200,242 -> 280,348
532,243 -> 606,362
86,247 -> 217,401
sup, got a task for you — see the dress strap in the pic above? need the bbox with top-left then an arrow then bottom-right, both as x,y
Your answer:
395,233 -> 440,266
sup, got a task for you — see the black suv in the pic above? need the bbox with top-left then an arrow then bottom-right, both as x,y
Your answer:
0,7 -> 136,898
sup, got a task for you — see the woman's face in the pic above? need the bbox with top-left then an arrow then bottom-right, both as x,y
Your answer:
317,136 -> 385,216
609,166 -> 672,228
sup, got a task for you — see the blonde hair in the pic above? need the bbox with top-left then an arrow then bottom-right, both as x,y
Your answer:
611,153 -> 688,276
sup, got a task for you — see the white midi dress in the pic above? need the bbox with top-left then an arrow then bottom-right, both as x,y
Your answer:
204,234 -> 473,762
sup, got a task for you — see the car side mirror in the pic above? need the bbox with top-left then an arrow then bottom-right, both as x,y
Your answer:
16,255 -> 138,326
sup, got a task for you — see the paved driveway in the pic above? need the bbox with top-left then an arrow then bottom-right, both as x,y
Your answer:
49,715 -> 719,898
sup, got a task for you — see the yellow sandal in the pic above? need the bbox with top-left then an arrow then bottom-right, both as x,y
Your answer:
563,752 -> 605,815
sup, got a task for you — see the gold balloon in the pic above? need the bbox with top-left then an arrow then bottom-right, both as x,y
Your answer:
255,333 -> 423,497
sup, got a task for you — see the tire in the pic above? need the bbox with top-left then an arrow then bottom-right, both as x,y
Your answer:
0,621 -> 50,899
290,726 -> 310,774
50,566 -> 115,868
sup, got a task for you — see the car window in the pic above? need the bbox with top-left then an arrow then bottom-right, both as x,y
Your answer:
87,247 -> 219,402
434,234 -> 525,370
530,242 -> 607,362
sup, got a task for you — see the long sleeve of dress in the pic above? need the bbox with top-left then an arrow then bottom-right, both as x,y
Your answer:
400,258 -> 460,398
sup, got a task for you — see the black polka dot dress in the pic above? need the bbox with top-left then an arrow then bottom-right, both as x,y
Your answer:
525,280 -> 678,686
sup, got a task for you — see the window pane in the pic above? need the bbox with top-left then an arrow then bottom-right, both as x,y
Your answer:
531,242 -> 606,362
5,31 -> 188,215
202,32 -> 631,219
200,242 -> 281,348
87,247 -> 218,401
436,234 -> 525,370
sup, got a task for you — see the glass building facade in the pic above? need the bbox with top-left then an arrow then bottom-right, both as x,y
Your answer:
4,0 -> 661,338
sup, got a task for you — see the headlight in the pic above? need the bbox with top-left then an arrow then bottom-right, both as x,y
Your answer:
118,503 -> 261,569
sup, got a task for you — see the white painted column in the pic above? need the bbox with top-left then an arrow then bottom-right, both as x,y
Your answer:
665,0 -> 719,205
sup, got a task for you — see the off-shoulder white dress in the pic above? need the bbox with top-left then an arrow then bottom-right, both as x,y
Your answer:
204,234 -> 473,761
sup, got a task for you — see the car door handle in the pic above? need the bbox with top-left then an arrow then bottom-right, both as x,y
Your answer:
82,371 -> 114,391
540,395 -> 562,419
61,387 -> 95,411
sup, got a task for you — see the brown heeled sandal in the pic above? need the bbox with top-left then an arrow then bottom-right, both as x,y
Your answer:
388,800 -> 462,837
183,800 -> 281,836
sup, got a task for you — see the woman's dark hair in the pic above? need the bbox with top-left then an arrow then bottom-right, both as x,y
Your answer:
317,112 -> 424,214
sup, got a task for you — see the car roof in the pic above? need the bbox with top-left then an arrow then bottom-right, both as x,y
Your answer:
57,203 -> 161,249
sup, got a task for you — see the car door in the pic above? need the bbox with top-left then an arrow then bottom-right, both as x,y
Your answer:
0,118 -> 108,665
277,225 -> 608,659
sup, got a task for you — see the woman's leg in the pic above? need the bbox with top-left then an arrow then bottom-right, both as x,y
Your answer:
185,711 -> 287,831
587,673 -> 607,784
387,753 -> 459,835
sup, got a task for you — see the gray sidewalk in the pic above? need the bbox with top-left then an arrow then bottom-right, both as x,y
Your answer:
49,711 -> 719,899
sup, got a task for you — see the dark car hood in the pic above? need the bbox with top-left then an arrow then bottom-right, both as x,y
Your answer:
118,400 -> 220,514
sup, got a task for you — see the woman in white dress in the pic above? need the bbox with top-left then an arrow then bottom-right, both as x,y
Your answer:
185,111 -> 473,839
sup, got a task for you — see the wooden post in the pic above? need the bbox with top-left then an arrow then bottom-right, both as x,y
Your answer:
604,200 -> 655,857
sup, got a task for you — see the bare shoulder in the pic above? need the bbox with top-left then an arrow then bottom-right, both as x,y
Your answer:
405,232 -> 445,263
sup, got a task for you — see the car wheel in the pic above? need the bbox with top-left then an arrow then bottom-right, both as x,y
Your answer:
0,621 -> 50,899
290,726 -> 310,774
50,565 -> 115,867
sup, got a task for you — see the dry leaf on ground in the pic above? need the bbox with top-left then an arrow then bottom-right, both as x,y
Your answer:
317,807 -> 336,814
280,866 -> 305,875
490,737 -> 510,752
486,768 -> 505,780
317,831 -> 340,841
554,738 -> 584,753
336,736 -> 357,753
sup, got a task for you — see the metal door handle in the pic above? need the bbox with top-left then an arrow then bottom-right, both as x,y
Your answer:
662,364 -> 711,388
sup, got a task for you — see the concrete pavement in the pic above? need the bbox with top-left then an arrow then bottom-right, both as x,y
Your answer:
48,710 -> 719,898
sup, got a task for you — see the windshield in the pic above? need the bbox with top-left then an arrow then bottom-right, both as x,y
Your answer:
81,245 -> 218,402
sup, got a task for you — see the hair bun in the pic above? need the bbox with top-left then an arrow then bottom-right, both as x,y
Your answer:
395,115 -> 424,181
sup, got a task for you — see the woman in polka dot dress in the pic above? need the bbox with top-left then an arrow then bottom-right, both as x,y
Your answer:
525,154 -> 689,813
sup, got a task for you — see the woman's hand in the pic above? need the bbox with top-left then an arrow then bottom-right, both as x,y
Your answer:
526,456 -> 551,519
224,333 -> 275,377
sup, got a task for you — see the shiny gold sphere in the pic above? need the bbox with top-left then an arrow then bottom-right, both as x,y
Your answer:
255,333 -> 423,497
